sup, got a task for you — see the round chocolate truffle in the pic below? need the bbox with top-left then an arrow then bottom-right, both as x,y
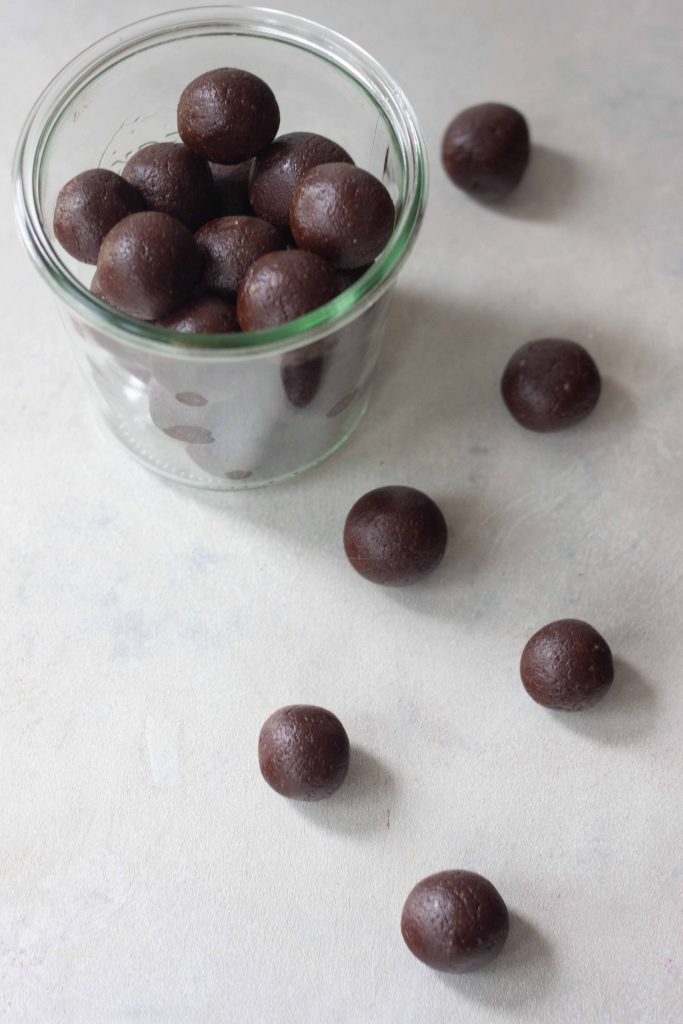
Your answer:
343,486 -> 447,586
442,102 -> 530,200
53,168 -> 145,264
210,160 -> 254,216
290,163 -> 395,269
258,705 -> 350,801
178,68 -> 280,164
96,212 -> 201,321
195,215 -> 285,298
249,132 -> 354,232
237,249 -> 339,332
122,142 -> 214,231
520,619 -> 615,711
157,294 -> 239,334
401,870 -> 510,973
501,338 -> 601,432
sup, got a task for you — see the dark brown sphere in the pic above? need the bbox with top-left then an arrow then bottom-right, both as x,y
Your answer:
178,68 -> 280,164
156,294 -> 239,334
249,132 -> 354,232
195,215 -> 285,298
53,168 -> 145,264
344,486 -> 447,586
258,705 -> 350,801
501,339 -> 601,432
210,160 -> 254,216
290,163 -> 395,269
122,142 -> 214,231
401,871 -> 510,973
520,619 -> 615,711
96,212 -> 201,321
442,103 -> 530,200
237,249 -> 339,332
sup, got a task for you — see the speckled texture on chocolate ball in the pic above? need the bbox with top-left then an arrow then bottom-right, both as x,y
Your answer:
401,871 -> 510,973
258,705 -> 350,801
178,68 -> 280,164
157,295 -> 239,334
237,249 -> 339,332
442,103 -> 530,200
249,133 -> 354,231
210,160 -> 254,216
122,142 -> 214,231
53,168 -> 145,264
96,212 -> 201,321
195,216 -> 285,298
520,619 -> 615,710
290,163 -> 395,269
501,338 -> 601,432
343,486 -> 448,586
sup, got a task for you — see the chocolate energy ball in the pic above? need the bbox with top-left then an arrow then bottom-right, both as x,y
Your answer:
237,249 -> 339,332
258,705 -> 350,801
249,132 -> 354,232
343,486 -> 447,586
290,163 -> 395,269
210,160 -> 254,216
401,871 -> 510,973
53,168 -> 145,264
96,211 -> 201,321
442,102 -> 530,200
520,618 -> 615,711
122,142 -> 214,231
195,215 -> 285,298
178,68 -> 280,164
501,338 -> 601,432
157,294 -> 239,334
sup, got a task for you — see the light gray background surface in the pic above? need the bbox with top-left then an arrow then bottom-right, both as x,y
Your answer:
2,1 -> 682,1021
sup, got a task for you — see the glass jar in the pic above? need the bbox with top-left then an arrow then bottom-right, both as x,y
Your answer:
14,6 -> 427,489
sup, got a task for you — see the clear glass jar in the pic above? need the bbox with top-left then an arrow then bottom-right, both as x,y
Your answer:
13,6 -> 427,489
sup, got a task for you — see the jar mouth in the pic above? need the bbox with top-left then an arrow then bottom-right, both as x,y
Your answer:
13,5 -> 427,358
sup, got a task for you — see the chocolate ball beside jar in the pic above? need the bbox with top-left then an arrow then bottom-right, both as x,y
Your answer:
442,102 -> 531,200
401,870 -> 510,972
501,339 -> 602,432
53,168 -> 145,264
520,619 -> 615,710
344,486 -> 448,586
249,132 -> 354,231
258,705 -> 350,801
122,142 -> 215,231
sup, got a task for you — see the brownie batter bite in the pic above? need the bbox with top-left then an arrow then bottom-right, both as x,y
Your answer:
258,705 -> 350,801
178,68 -> 280,164
401,871 -> 510,973
122,142 -> 214,231
520,619 -> 614,710
157,294 -> 239,334
501,338 -> 601,432
442,102 -> 530,200
210,160 -> 253,216
53,168 -> 145,264
290,163 -> 395,269
96,211 -> 201,321
195,215 -> 285,298
237,249 -> 339,331
344,486 -> 447,586
249,132 -> 354,231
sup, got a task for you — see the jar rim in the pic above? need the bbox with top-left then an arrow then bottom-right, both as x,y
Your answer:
13,4 -> 427,359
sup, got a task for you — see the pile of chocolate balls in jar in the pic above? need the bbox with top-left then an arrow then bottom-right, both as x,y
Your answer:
54,78 -> 613,974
